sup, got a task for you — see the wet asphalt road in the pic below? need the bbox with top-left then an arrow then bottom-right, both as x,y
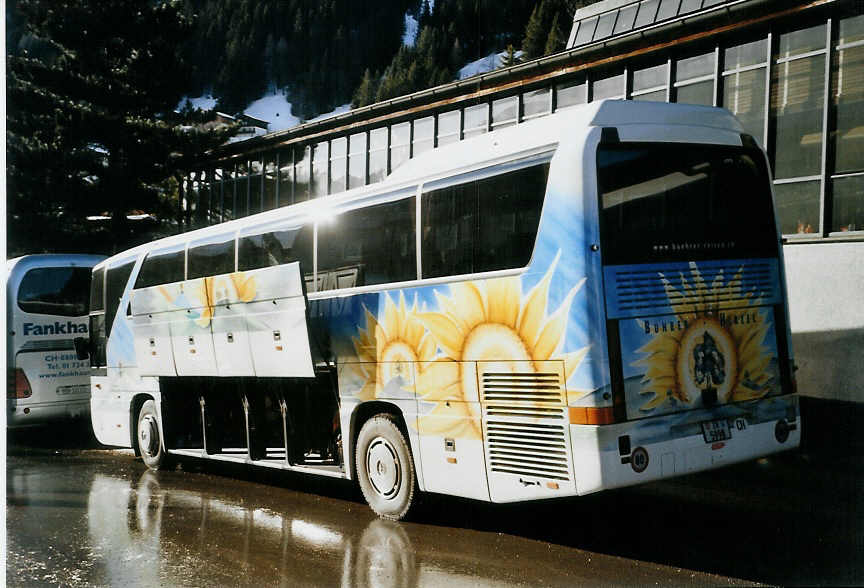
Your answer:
6,421 -> 863,587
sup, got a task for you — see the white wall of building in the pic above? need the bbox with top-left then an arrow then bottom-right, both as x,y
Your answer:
783,242 -> 864,402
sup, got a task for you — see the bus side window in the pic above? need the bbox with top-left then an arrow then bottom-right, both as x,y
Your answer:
105,261 -> 135,339
316,196 -> 416,291
421,162 -> 549,278
89,267 -> 107,368
188,237 -> 235,279
135,247 -> 185,288
238,225 -> 313,273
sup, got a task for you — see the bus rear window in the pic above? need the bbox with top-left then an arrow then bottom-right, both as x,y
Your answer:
597,143 -> 779,265
17,267 -> 92,317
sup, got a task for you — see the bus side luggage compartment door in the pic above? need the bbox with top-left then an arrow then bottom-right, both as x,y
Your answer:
170,278 -> 218,376
244,263 -> 314,378
211,302 -> 255,377
130,286 -> 178,377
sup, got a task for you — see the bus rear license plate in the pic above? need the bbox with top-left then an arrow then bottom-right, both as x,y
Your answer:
701,419 -> 731,443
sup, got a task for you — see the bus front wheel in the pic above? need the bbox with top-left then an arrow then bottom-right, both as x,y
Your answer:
137,399 -> 167,470
356,414 -> 417,521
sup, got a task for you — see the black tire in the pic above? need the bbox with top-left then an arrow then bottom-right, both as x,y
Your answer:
137,399 -> 167,470
355,414 -> 417,521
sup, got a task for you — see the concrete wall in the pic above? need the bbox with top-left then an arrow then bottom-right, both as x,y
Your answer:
783,241 -> 864,402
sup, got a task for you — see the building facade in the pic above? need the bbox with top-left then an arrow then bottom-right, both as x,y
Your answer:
184,0 -> 863,403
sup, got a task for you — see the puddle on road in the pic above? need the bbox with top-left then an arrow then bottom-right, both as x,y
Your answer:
6,454 -> 740,587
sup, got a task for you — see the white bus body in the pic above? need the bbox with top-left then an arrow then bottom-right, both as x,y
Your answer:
7,254 -> 105,427
89,101 -> 799,519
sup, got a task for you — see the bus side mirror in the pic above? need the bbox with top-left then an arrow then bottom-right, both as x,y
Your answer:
74,337 -> 89,361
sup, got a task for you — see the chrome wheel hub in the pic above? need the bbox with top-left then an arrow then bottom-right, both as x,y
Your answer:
366,437 -> 401,499
139,415 -> 159,457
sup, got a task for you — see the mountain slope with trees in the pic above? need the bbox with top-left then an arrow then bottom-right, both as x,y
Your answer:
176,0 -> 599,114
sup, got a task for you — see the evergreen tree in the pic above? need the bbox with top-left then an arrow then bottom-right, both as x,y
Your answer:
544,13 -> 566,56
501,44 -> 520,68
522,2 -> 548,61
6,0 -> 237,254
352,68 -> 379,108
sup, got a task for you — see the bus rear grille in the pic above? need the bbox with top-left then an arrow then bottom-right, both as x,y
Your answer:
604,259 -> 782,319
480,372 -> 564,405
484,408 -> 570,481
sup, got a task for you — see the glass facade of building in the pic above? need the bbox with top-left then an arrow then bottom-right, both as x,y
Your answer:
186,7 -> 862,241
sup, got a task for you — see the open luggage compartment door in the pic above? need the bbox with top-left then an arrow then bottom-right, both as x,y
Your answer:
244,261 -> 315,378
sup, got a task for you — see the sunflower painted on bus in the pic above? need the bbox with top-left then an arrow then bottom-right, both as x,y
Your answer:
350,254 -> 591,440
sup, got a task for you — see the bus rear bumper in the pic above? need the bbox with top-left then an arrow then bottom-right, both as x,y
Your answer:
7,398 -> 91,428
571,396 -> 800,495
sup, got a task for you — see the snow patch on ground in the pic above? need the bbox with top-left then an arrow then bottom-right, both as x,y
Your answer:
458,49 -> 524,80
403,12 -> 418,47
308,103 -> 352,123
243,92 -> 301,131
177,94 -> 218,112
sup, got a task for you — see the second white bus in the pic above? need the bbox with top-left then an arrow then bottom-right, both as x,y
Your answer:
7,254 -> 104,427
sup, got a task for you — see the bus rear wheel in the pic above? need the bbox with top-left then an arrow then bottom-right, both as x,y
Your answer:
137,399 -> 167,470
356,414 -> 416,521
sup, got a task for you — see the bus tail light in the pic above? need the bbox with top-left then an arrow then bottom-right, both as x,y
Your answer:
569,406 -> 616,425
8,368 -> 33,399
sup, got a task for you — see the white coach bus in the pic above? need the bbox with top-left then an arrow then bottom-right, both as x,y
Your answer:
86,100 -> 799,519
7,254 -> 104,427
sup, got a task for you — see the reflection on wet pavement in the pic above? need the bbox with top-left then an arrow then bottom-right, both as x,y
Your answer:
7,452 -> 741,587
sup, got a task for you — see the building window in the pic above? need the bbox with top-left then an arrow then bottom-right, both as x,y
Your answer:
633,62 -> 669,101
348,132 -> 367,190
523,87 -> 551,119
722,38 -> 768,144
277,149 -> 294,206
831,174 -> 864,234
656,0 -> 681,22
463,104 -> 488,138
249,159 -> 263,216
614,4 -> 638,35
221,166 -> 235,221
369,128 -> 388,184
390,122 -> 411,172
592,72 -> 626,100
773,180 -> 821,236
235,161 -> 248,218
330,137 -> 347,194
771,24 -> 827,183
264,156 -> 277,211
833,15 -> 864,175
312,141 -> 329,197
413,116 -> 434,156
634,0 -> 661,29
593,11 -> 617,42
437,110 -> 461,146
556,78 -> 587,109
212,167 -> 224,222
295,145 -> 311,203
674,51 -> 715,105
491,96 -> 518,129
574,17 -> 597,46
